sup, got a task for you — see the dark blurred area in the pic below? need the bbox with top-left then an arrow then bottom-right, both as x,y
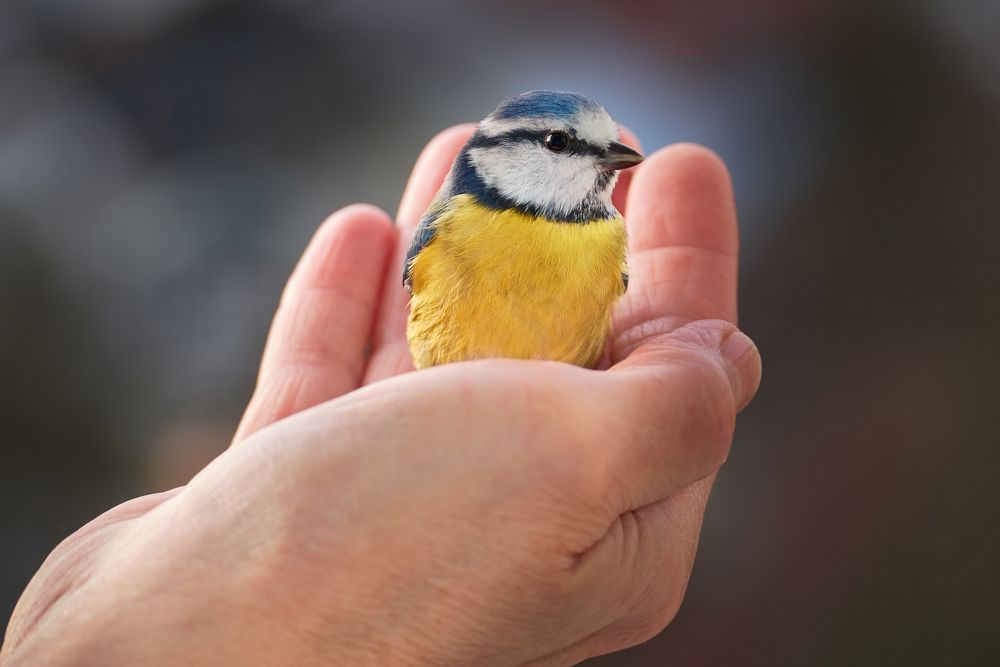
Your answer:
2,0 -> 998,664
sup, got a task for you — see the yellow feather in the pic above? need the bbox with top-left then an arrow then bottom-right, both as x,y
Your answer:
406,195 -> 627,368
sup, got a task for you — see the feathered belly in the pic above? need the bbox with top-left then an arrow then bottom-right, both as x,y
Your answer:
406,199 -> 627,368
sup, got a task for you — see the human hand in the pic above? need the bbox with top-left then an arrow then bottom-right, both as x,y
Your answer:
1,127 -> 761,666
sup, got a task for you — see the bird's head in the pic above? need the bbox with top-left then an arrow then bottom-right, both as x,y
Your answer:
456,90 -> 644,222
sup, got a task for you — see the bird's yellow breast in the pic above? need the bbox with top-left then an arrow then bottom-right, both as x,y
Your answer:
406,195 -> 627,368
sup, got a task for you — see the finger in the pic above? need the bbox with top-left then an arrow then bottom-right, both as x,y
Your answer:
365,124 -> 476,382
574,320 -> 760,520
612,144 -> 739,363
611,125 -> 643,216
233,205 -> 394,444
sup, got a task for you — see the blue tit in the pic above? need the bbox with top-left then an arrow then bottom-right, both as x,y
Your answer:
404,90 -> 643,369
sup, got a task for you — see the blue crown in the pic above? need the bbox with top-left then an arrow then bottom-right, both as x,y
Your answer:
491,90 -> 601,121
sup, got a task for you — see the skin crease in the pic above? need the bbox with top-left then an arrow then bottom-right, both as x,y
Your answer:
1,126 -> 762,666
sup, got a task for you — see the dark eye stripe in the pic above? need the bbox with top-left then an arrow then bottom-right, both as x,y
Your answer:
467,128 -> 605,157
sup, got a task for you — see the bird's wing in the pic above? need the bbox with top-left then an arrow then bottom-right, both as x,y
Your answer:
403,203 -> 446,293
620,256 -> 629,293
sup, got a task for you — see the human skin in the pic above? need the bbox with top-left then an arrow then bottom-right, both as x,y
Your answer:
1,127 -> 761,666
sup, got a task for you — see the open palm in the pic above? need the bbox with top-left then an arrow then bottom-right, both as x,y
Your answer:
235,125 -> 744,438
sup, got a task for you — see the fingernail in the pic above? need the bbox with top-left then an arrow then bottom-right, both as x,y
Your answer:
720,330 -> 753,365
719,330 -> 760,409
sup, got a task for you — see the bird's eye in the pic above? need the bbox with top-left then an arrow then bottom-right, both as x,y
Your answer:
544,130 -> 569,153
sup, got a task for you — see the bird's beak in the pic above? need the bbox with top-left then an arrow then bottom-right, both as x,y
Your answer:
599,141 -> 644,171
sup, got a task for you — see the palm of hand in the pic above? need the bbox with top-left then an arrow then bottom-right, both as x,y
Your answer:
236,125 -> 744,425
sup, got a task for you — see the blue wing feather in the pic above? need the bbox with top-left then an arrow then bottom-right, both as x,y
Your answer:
403,207 -> 444,292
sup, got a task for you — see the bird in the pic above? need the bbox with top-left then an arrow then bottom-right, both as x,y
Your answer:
404,90 -> 644,369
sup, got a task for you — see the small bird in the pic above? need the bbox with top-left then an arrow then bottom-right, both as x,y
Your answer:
404,90 -> 644,369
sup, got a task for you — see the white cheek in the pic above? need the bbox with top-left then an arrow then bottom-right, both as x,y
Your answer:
468,144 -> 597,216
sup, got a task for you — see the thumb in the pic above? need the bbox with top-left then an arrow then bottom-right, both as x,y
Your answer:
614,318 -> 761,411
586,320 -> 761,516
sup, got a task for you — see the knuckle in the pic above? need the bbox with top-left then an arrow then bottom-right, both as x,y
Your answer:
669,319 -> 739,351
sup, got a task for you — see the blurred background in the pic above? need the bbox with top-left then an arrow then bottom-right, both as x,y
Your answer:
2,0 -> 998,664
